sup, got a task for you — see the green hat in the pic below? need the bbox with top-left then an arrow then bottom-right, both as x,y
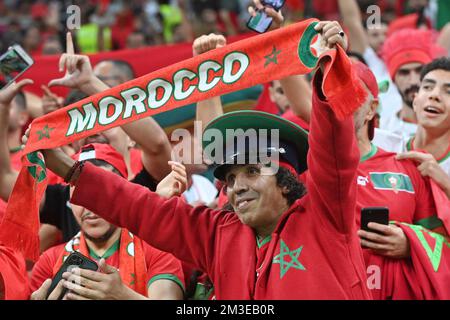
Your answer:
202,110 -> 309,181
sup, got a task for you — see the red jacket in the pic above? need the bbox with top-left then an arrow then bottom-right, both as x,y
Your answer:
71,79 -> 371,300
0,245 -> 29,300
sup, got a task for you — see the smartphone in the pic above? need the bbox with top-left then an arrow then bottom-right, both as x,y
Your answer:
361,207 -> 389,232
247,0 -> 286,33
0,45 -> 34,90
47,251 -> 98,299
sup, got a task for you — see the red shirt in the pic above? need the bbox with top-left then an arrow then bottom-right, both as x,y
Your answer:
356,145 -> 445,299
357,144 -> 439,228
30,237 -> 185,295
71,85 -> 372,299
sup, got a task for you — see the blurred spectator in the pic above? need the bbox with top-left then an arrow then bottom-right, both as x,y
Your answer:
126,31 -> 148,49
41,35 -> 63,56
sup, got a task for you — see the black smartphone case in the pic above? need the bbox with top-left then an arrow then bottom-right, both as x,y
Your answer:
47,251 -> 98,299
361,207 -> 389,232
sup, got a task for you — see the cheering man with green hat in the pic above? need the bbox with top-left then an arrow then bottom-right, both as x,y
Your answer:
28,20 -> 372,299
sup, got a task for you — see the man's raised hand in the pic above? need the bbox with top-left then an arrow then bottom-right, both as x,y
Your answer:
41,85 -> 64,115
48,32 -> 95,90
248,0 -> 284,31
192,33 -> 227,57
314,21 -> 348,51
156,161 -> 188,198
0,79 -> 33,109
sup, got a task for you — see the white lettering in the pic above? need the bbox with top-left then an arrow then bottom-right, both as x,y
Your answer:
147,79 -> 173,109
173,69 -> 197,100
223,52 -> 249,84
98,96 -> 123,125
121,87 -> 147,119
198,61 -> 222,92
67,103 -> 98,135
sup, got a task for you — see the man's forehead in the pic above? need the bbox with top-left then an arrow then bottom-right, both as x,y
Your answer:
398,62 -> 423,72
423,69 -> 450,84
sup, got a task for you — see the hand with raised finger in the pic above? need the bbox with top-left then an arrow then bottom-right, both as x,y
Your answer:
314,21 -> 348,51
48,32 -> 95,91
156,161 -> 188,198
192,34 -> 227,57
358,223 -> 410,259
30,278 -> 67,300
41,85 -> 64,115
248,0 -> 284,30
0,79 -> 34,110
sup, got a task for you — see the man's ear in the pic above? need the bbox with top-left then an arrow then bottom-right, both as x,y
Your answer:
268,86 -> 275,103
366,99 -> 379,121
281,185 -> 290,196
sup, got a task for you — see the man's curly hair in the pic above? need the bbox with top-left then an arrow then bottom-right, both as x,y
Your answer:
275,167 -> 307,206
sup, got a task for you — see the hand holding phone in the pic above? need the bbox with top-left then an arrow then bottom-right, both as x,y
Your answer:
0,45 -> 33,90
47,251 -> 98,300
247,0 -> 285,33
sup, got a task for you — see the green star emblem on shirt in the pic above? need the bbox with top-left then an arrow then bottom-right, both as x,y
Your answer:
272,239 -> 305,279
37,125 -> 55,141
264,46 -> 281,67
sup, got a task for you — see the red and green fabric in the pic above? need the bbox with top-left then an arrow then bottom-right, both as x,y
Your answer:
0,18 -> 367,262
367,223 -> 450,299
53,229 -> 147,296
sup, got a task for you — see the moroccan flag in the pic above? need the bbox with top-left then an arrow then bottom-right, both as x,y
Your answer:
0,18 -> 367,262
367,223 -> 450,300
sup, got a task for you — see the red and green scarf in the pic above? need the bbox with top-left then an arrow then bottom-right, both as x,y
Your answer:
0,18 -> 367,262
53,229 -> 148,296
368,223 -> 450,299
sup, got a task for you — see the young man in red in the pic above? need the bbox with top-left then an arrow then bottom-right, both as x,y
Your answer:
396,57 -> 450,199
349,61 -> 450,299
30,143 -> 185,300
32,21 -> 372,299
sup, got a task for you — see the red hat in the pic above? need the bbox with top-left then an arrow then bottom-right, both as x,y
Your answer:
381,29 -> 445,79
72,143 -> 128,178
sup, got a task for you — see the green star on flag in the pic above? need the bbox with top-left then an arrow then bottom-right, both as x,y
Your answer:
37,125 -> 55,141
272,239 -> 305,279
264,46 -> 281,67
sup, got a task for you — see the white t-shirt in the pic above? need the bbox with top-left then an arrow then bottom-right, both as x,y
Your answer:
183,174 -> 218,206
363,47 -> 403,122
373,129 -> 450,176
381,113 -> 418,140
372,128 -> 404,153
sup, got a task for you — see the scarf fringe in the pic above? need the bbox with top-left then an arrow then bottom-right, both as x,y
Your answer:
327,79 -> 368,120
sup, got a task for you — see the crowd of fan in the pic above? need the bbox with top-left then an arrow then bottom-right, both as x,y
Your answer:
0,0 -> 449,300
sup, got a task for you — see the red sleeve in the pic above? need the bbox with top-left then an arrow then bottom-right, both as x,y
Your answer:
0,245 -> 29,300
143,242 -> 185,292
306,70 -> 360,234
29,244 -> 63,293
71,163 -> 231,274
